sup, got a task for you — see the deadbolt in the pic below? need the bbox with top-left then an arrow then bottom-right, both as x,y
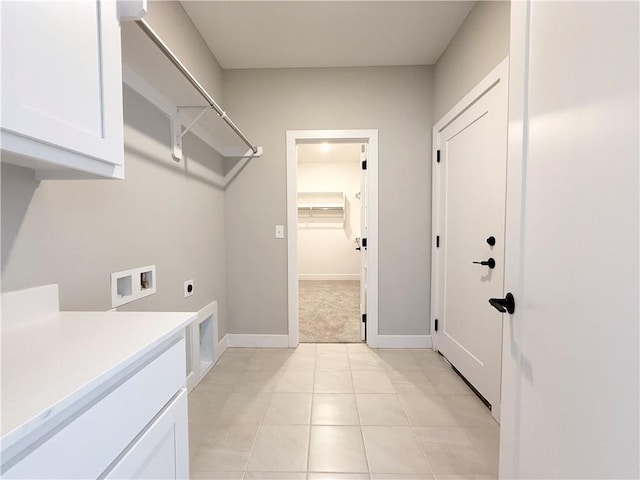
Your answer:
486,236 -> 496,246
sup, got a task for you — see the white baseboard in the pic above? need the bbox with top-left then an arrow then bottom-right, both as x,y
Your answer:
298,274 -> 360,281
227,334 -> 290,348
376,335 -> 432,349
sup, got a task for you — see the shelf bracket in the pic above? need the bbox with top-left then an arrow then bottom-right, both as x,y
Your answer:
171,106 -> 209,162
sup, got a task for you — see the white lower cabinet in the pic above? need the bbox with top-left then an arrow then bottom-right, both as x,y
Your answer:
105,390 -> 188,480
1,338 -> 189,479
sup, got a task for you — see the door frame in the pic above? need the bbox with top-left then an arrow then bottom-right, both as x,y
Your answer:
430,58 -> 509,354
499,1 -> 530,475
286,129 -> 379,348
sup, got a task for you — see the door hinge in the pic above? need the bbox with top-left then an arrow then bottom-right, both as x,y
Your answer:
436,235 -> 440,248
436,150 -> 441,163
362,313 -> 367,323
362,238 -> 367,249
434,319 -> 438,332
362,159 -> 367,170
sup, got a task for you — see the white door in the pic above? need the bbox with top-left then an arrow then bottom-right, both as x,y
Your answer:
359,143 -> 368,341
500,1 -> 639,478
432,60 -> 509,422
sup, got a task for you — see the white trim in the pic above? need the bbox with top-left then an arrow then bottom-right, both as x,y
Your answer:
286,129 -> 379,349
186,371 -> 196,393
430,57 -> 510,352
227,334 -> 290,348
198,301 -> 217,381
433,58 -> 509,132
215,334 -> 229,362
187,300 -> 219,391
499,2 -> 530,476
376,335 -> 433,349
298,274 -> 360,281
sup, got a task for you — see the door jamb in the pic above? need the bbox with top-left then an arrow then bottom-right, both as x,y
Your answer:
499,2 -> 529,476
286,129 -> 379,348
430,57 -> 510,353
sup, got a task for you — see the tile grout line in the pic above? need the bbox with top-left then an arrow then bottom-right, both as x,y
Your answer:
240,351 -> 270,476
349,346 -> 372,478
407,405 -> 436,479
305,347 -> 318,478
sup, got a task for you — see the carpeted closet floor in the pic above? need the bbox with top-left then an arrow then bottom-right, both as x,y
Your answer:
299,280 -> 362,343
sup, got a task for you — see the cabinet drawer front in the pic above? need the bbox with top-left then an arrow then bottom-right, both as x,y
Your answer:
104,389 -> 188,480
3,339 -> 186,479
0,0 -> 124,166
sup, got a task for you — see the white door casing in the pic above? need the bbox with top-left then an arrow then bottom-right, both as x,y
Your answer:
360,143 -> 369,341
431,59 -> 509,422
286,130 -> 379,348
500,1 -> 639,478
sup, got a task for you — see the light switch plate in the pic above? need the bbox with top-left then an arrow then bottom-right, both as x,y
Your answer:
275,225 -> 285,239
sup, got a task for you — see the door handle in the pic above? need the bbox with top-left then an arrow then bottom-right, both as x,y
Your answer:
472,258 -> 496,269
489,293 -> 515,314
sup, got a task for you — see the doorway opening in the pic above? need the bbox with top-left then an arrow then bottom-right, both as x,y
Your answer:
296,143 -> 362,343
286,130 -> 379,348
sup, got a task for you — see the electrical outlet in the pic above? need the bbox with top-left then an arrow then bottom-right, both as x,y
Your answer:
275,225 -> 285,239
184,279 -> 194,298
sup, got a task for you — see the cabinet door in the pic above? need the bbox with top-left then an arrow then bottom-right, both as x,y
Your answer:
0,0 -> 124,175
104,390 -> 189,480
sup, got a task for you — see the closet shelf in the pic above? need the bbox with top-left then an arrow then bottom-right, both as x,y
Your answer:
298,205 -> 344,211
298,192 -> 345,228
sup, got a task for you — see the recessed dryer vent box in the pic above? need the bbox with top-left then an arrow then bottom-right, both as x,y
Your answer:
111,265 -> 156,308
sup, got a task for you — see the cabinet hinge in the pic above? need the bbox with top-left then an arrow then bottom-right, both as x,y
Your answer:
436,150 -> 441,163
362,313 -> 367,323
362,238 -> 367,249
362,159 -> 367,170
436,235 -> 440,248
435,319 -> 439,332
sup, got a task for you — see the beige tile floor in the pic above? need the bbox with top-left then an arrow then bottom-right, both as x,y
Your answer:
189,343 -> 499,480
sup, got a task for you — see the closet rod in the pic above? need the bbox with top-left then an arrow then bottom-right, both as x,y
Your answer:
134,18 -> 258,154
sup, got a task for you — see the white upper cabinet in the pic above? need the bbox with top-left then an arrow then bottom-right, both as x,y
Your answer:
0,1 -> 127,179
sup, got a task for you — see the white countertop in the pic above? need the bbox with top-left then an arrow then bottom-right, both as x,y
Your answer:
0,310 -> 196,451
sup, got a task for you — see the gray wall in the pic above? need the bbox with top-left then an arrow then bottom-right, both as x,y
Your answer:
434,1 -> 510,120
1,86 -> 229,337
143,1 -> 223,100
223,66 -> 434,336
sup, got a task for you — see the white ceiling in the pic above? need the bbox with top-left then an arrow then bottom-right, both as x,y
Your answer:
180,1 -> 475,69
